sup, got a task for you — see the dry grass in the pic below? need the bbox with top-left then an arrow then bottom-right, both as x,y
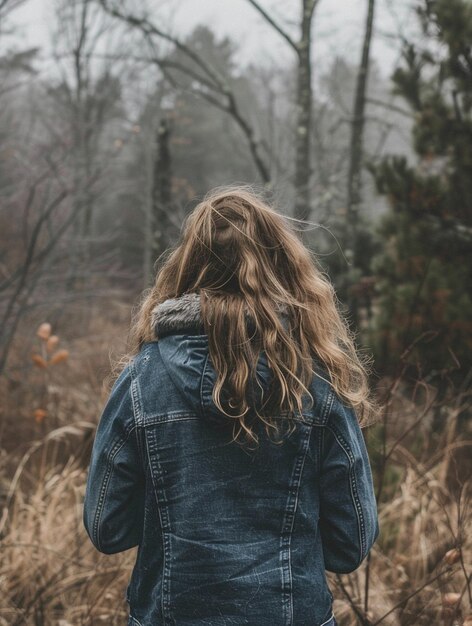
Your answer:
329,457 -> 471,625
0,303 -> 470,625
0,432 -> 134,626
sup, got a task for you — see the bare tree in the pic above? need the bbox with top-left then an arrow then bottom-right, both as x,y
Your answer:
0,0 -> 26,18
47,0 -> 128,285
52,0 -> 110,234
151,118 -> 173,257
245,0 -> 320,222
97,0 -> 325,221
0,166 -> 72,375
98,0 -> 271,186
346,0 -> 377,252
0,0 -> 137,375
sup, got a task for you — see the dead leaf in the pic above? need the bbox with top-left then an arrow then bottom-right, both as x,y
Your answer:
34,409 -> 47,423
37,323 -> 52,340
50,349 -> 69,365
31,354 -> 48,369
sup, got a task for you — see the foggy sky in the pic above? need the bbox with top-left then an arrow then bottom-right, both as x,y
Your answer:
8,0 -> 416,79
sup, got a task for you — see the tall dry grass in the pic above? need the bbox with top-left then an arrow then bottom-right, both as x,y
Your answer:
0,426 -> 133,626
0,306 -> 470,625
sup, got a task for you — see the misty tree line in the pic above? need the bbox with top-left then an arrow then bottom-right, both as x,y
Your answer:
0,0 -> 471,396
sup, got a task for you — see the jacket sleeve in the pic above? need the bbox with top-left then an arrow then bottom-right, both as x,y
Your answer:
319,390 -> 379,573
83,363 -> 145,555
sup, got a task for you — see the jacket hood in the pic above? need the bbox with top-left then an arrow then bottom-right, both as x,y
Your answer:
150,292 -> 290,419
151,292 -> 207,339
151,292 -> 289,339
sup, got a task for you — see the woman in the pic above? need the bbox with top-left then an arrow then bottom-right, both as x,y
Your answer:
83,186 -> 380,626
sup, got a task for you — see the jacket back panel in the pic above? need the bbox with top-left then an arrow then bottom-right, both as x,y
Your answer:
129,337 -> 335,625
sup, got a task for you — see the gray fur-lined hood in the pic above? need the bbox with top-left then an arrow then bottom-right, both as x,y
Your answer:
151,292 -> 289,339
151,292 -> 205,339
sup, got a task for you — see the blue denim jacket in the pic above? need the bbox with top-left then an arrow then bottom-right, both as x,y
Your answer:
83,303 -> 379,626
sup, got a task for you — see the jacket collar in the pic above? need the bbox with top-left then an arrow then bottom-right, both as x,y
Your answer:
151,292 -> 289,339
151,292 -> 204,339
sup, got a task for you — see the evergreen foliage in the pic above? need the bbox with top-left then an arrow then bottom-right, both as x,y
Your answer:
367,0 -> 472,385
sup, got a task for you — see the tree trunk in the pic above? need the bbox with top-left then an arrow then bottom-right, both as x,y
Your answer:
347,0 -> 376,247
345,0 -> 376,329
294,0 -> 315,223
244,0 -> 318,221
152,118 -> 173,261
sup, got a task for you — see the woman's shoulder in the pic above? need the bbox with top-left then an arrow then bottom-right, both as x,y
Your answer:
308,357 -> 365,433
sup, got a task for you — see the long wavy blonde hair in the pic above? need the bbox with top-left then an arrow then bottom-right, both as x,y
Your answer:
118,185 -> 380,447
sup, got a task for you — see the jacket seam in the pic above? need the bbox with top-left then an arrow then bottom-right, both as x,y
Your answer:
93,424 -> 137,552
279,424 -> 313,626
321,387 -> 334,422
317,425 -> 324,478
144,414 -> 199,425
144,429 -> 173,624
130,359 -> 143,427
319,387 -> 334,467
199,351 -> 210,418
129,360 -> 146,470
323,421 -> 366,564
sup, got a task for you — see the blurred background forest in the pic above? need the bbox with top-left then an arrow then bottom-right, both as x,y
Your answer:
0,0 -> 471,624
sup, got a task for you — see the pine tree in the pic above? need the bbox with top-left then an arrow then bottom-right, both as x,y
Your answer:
367,0 -> 472,387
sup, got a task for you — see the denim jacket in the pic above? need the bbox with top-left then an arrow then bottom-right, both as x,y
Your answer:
83,293 -> 379,626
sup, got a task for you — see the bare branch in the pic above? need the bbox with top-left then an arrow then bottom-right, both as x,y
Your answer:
98,0 -> 270,183
366,96 -> 414,119
245,0 -> 299,53
84,52 -> 223,94
156,64 -> 271,183
99,0 -> 226,91
0,0 -> 26,17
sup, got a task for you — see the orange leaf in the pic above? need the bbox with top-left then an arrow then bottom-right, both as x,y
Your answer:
37,323 -> 52,340
46,335 -> 60,353
31,353 -> 48,368
34,409 -> 48,423
50,349 -> 69,365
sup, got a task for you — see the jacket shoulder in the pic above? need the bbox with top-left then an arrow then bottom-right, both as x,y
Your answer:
131,341 -> 160,368
99,360 -> 136,433
323,388 -> 366,440
307,358 -> 337,425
